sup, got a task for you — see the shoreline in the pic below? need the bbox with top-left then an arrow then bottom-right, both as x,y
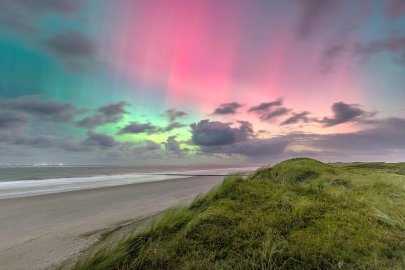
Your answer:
0,168 -> 256,200
0,175 -> 224,270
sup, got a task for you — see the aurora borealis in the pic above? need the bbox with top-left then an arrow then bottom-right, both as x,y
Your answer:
0,0 -> 404,164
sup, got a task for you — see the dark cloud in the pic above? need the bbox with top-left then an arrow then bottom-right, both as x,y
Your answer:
11,134 -> 59,148
295,0 -> 340,39
77,114 -> 105,129
0,95 -> 76,122
83,131 -> 118,148
165,136 -> 181,152
280,111 -> 311,126
355,35 -> 405,65
191,120 -> 253,146
386,0 -> 405,19
160,109 -> 187,132
260,107 -> 291,122
162,122 -> 186,132
0,131 -> 90,152
191,120 -> 288,159
0,111 -> 31,129
248,99 -> 283,113
77,102 -> 129,129
118,122 -> 157,135
248,99 -> 289,122
9,0 -> 80,14
200,117 -> 405,160
306,117 -> 405,153
199,137 -> 288,157
141,140 -> 161,152
1,113 -> 404,163
44,30 -> 96,58
117,140 -> 161,155
320,102 -> 370,127
212,102 -> 242,115
98,102 -> 128,119
97,101 -> 129,124
0,0 -> 81,32
320,43 -> 345,73
60,140 -> 89,152
164,136 -> 188,155
237,120 -> 254,135
164,109 -> 187,122
0,8 -> 34,32
0,128 -> 164,157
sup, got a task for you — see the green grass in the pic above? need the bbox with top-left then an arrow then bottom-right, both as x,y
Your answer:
73,158 -> 405,270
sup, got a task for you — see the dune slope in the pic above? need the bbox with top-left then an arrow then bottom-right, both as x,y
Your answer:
74,158 -> 405,270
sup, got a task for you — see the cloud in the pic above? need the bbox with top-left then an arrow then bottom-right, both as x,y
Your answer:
0,0 -> 81,32
44,30 -> 96,58
77,114 -> 105,129
306,117 -> 405,154
280,111 -> 311,125
295,0 -> 340,39
237,120 -> 254,135
355,35 -> 405,65
0,110 -> 31,129
0,7 -> 34,32
212,102 -> 242,115
192,119 -> 288,159
248,99 -> 289,122
98,102 -> 128,118
8,0 -> 80,14
200,116 -> 405,160
1,112 -> 404,163
162,122 -> 186,132
386,0 -> 405,19
260,107 -> 291,122
191,120 -> 253,146
83,131 -> 119,148
118,140 -> 161,154
248,99 -> 283,113
165,136 -> 181,152
320,43 -> 345,73
77,102 -> 129,129
161,109 -> 187,132
11,134 -> 60,148
0,95 -> 77,122
164,109 -> 187,122
0,131 -> 90,152
141,140 -> 161,152
164,136 -> 188,155
118,122 -> 157,135
199,137 -> 288,158
319,102 -> 370,127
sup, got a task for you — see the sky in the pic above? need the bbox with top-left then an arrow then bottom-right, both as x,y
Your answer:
0,0 -> 404,165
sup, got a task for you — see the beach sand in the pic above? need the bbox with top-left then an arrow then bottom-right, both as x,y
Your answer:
0,175 -> 224,270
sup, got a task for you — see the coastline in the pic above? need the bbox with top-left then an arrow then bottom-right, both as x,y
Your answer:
0,175 -> 224,270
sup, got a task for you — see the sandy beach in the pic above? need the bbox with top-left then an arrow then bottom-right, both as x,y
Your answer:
0,175 -> 224,270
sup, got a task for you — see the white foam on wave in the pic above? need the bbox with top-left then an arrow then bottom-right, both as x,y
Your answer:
0,166 -> 259,199
0,173 -> 190,200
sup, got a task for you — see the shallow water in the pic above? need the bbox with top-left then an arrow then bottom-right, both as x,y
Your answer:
0,165 -> 258,199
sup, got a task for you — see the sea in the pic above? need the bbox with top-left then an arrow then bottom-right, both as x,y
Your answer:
0,165 -> 259,199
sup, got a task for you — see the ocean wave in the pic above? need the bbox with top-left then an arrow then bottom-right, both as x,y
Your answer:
0,173 -> 189,199
0,166 -> 259,199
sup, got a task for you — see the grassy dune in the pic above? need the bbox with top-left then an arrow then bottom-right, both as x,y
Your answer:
73,158 -> 405,269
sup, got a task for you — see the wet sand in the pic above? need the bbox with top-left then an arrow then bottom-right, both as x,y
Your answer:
0,175 -> 224,270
